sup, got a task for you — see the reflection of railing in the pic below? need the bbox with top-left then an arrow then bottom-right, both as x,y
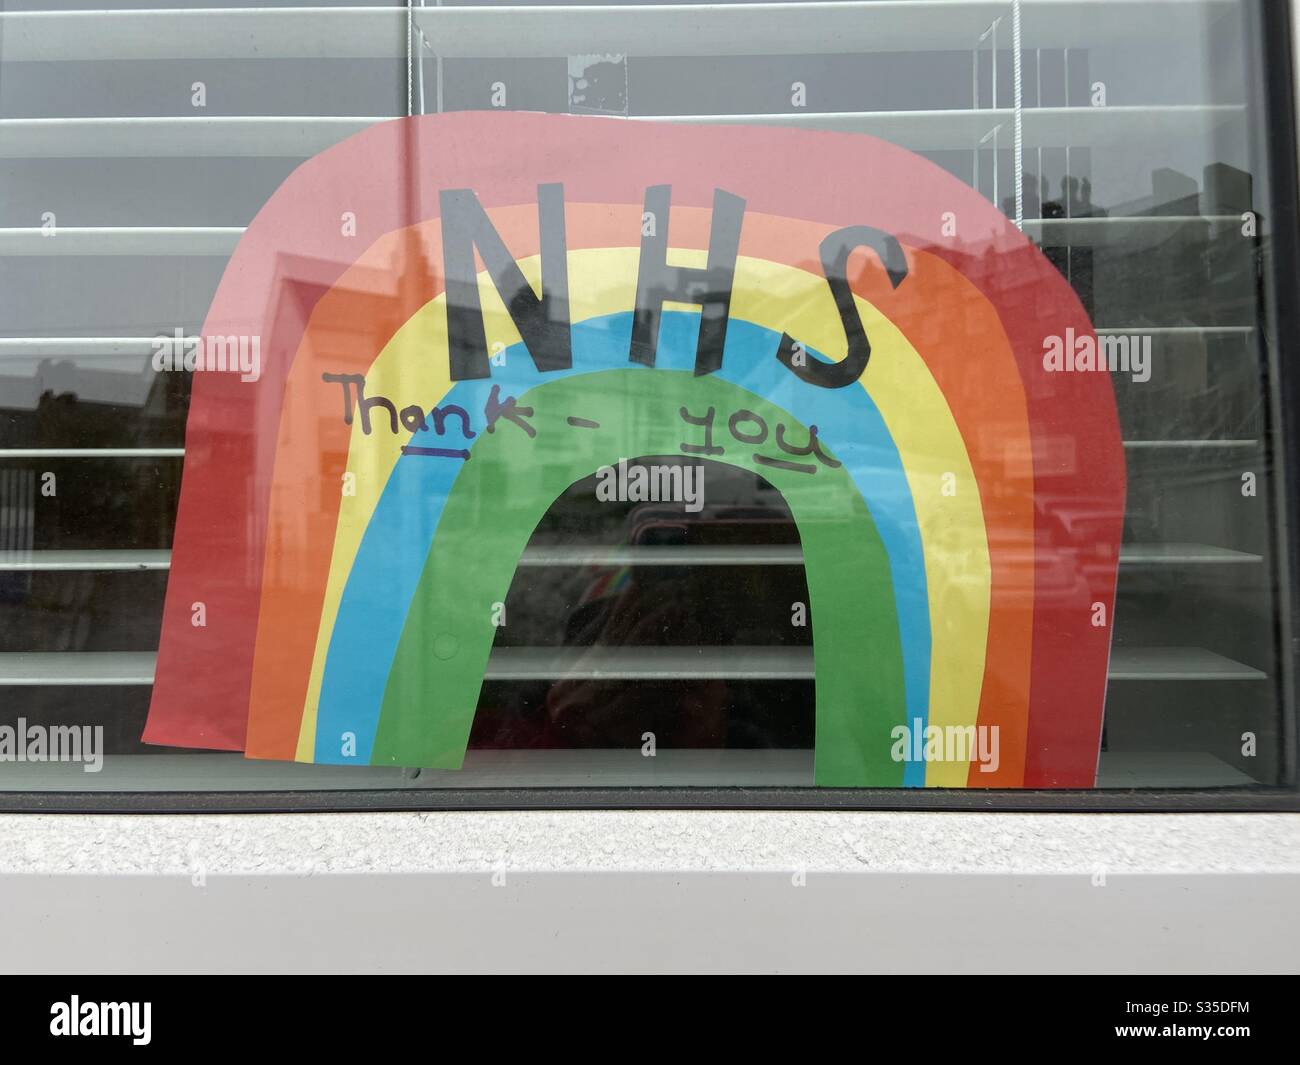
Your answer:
0,746 -> 1257,790
0,213 -> 1253,258
0,106 -> 1246,158
0,645 -> 1270,685
0,539 -> 1270,573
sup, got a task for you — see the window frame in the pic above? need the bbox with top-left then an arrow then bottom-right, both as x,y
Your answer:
2,0 -> 1299,814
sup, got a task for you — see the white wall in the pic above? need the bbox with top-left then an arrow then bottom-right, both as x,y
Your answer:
1,811 -> 1297,972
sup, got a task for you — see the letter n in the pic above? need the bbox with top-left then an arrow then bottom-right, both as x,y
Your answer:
441,183 -> 572,380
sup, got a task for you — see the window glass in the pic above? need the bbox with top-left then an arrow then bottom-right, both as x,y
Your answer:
0,0 -> 1294,796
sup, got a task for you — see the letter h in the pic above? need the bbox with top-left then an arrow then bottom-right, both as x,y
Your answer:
629,186 -> 745,376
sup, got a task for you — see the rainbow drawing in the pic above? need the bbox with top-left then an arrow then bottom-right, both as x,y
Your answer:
143,112 -> 1126,787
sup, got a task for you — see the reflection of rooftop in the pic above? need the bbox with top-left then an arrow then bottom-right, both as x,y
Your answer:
0,358 -> 155,411
1023,214 -> 1241,250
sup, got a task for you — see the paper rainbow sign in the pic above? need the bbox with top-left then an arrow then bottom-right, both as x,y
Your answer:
143,112 -> 1126,787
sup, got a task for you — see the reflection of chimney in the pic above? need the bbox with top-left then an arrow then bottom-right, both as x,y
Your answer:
1151,168 -> 1198,214
1202,163 -> 1253,214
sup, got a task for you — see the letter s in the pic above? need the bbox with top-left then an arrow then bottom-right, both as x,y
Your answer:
776,225 -> 908,388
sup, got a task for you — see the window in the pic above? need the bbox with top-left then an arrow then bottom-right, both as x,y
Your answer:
0,0 -> 1296,806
